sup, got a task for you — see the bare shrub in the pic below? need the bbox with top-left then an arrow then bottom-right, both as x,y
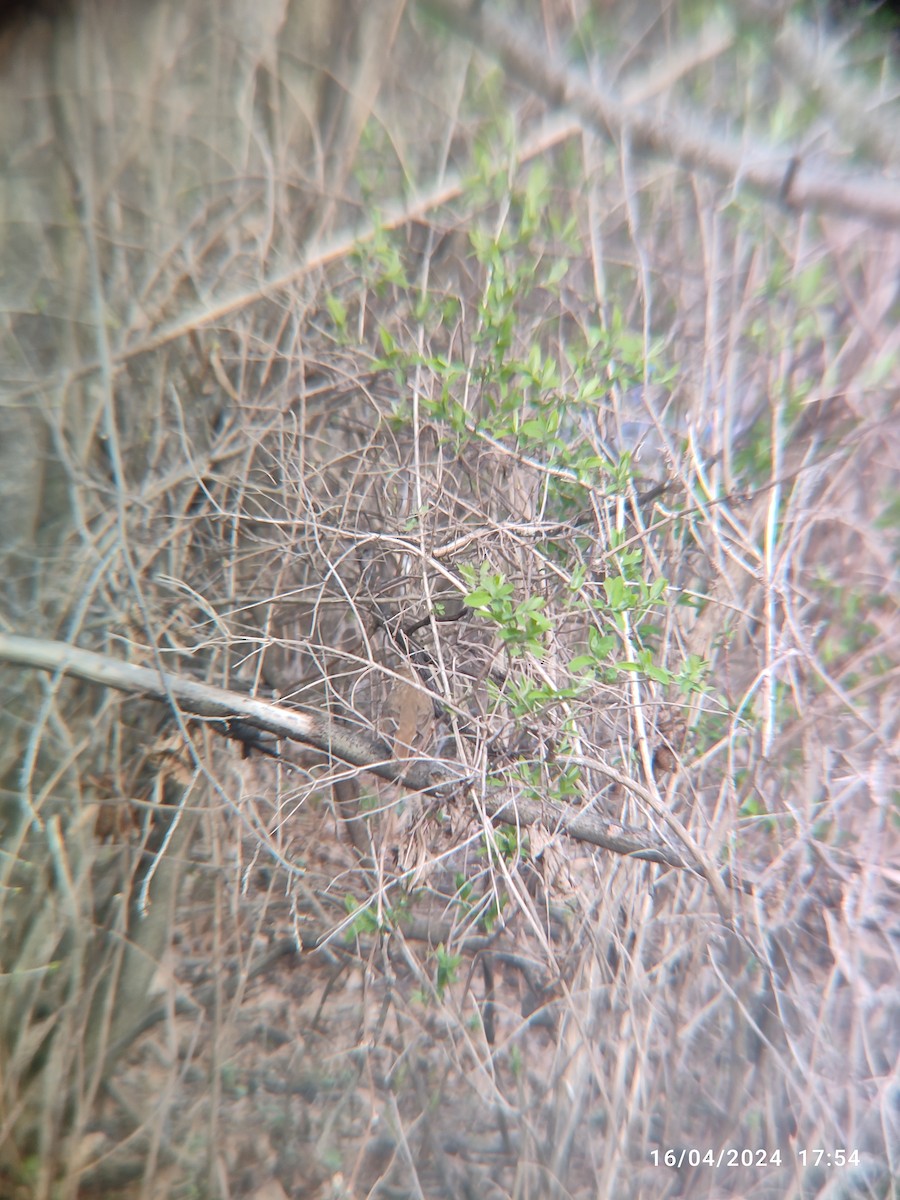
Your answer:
1,1 -> 897,1198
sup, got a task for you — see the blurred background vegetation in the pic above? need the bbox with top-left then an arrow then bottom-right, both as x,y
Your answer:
0,1 -> 897,1197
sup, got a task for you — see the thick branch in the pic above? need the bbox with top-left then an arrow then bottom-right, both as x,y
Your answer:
0,633 -> 458,793
421,0 -> 900,227
1,633 -> 751,892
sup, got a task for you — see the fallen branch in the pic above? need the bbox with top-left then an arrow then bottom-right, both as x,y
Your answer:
0,633 -> 458,793
420,0 -> 900,227
1,633 -> 752,893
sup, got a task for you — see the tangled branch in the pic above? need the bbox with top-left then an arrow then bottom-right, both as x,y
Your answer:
1,633 -> 750,893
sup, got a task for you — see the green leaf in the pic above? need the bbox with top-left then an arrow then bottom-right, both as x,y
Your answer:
588,629 -> 615,658
464,589 -> 493,608
326,294 -> 347,329
569,654 -> 596,673
645,664 -> 673,684
604,576 -> 632,610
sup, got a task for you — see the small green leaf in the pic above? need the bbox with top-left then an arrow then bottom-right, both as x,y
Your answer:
464,589 -> 493,608
569,654 -> 596,673
645,664 -> 673,684
326,294 -> 347,329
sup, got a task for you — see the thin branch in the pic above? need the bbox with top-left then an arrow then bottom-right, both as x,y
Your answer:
420,0 -> 900,227
10,113 -> 580,405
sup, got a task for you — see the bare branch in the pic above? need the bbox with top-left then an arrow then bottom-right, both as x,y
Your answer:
1,633 -> 752,893
420,0 -> 900,227
0,633 -> 458,793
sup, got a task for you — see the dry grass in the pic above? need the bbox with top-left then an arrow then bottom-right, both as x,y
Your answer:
0,1 -> 897,1198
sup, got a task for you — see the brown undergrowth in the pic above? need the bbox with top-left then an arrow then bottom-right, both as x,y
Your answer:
0,2 -> 897,1198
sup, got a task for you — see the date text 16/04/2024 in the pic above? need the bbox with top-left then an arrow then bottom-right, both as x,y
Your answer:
649,1148 -> 861,1169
